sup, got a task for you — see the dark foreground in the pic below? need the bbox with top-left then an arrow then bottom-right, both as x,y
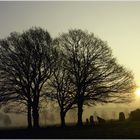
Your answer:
1,121 -> 140,139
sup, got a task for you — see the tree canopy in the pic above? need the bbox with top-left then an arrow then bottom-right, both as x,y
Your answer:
0,27 -> 57,128
54,29 -> 135,126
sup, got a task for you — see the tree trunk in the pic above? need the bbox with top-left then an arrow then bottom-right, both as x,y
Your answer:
27,103 -> 32,128
77,99 -> 84,127
32,105 -> 39,128
60,111 -> 66,128
32,90 -> 40,128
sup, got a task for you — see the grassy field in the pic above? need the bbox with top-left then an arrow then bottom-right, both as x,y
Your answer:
1,120 -> 140,138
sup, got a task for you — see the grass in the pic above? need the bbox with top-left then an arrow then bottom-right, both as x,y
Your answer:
1,120 -> 140,138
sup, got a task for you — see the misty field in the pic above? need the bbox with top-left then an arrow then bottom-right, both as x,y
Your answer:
1,120 -> 140,138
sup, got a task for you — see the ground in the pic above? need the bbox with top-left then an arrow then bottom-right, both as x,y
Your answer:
1,120 -> 140,138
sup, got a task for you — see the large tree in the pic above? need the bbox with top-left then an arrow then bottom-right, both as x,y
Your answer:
55,29 -> 135,127
0,32 -> 33,127
0,27 -> 57,128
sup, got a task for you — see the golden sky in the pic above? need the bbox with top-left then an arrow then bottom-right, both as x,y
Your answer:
0,1 -> 140,86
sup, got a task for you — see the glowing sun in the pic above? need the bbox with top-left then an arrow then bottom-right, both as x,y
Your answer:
135,88 -> 140,97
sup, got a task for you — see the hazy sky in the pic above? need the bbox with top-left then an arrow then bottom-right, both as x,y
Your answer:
0,1 -> 140,86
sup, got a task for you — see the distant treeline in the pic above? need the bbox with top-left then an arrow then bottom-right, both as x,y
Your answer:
0,27 -> 135,128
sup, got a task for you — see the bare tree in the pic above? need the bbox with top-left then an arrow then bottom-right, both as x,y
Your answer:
46,49 -> 76,127
55,29 -> 135,127
0,27 -> 56,128
0,32 -> 33,127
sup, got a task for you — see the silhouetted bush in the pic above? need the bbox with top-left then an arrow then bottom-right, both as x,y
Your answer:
129,109 -> 140,121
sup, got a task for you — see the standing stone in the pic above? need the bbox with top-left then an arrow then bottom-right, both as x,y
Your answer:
97,116 -> 106,123
86,118 -> 89,125
89,115 -> 94,127
119,112 -> 125,121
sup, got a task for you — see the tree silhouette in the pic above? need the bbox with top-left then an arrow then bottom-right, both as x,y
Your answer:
55,29 -> 135,127
0,27 -> 57,128
46,48 -> 76,127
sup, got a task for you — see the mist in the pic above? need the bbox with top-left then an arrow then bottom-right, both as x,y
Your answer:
0,102 -> 137,128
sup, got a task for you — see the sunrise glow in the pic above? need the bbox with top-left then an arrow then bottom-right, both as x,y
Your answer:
135,88 -> 140,97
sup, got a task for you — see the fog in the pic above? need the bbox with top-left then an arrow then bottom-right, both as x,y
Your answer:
0,112 -> 12,128
0,102 -> 138,128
